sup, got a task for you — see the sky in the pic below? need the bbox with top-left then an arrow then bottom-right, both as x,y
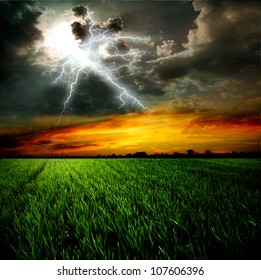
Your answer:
0,0 -> 260,156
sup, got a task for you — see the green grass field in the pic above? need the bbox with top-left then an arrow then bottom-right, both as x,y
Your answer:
0,158 -> 260,260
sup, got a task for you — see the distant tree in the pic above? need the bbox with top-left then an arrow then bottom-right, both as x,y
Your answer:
133,151 -> 148,158
205,150 -> 212,154
173,152 -> 182,157
187,149 -> 196,155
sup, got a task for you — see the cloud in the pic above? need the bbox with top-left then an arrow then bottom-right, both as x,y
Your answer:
170,95 -> 213,114
0,1 -> 43,48
101,17 -> 124,34
0,134 -> 25,149
152,56 -> 190,80
150,0 -> 261,81
0,131 -> 40,156
71,12 -> 125,42
0,1 -> 47,120
186,0 -> 261,76
187,112 -> 261,129
71,21 -> 88,40
0,1 -> 44,81
72,5 -> 87,18
156,40 -> 175,57
0,125 -> 101,156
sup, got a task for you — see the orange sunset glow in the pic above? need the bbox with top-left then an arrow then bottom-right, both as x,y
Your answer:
2,105 -> 260,157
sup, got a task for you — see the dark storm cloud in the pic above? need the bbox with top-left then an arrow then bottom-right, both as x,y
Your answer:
36,75 -> 135,117
128,76 -> 165,97
151,0 -> 261,81
101,17 -> 124,34
0,1 -> 44,81
0,128 -> 99,156
0,134 -> 24,149
70,5 -> 89,41
71,5 -> 124,41
0,131 -> 38,156
156,57 -> 190,80
0,0 -> 46,120
109,1 -> 197,44
114,39 -> 129,54
72,5 -> 87,18
71,18 -> 124,42
0,1 -> 43,48
32,84 -> 69,116
69,74 -> 143,116
71,21 -> 88,41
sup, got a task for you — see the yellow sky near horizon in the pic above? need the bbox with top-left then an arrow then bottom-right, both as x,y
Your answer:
4,107 -> 259,156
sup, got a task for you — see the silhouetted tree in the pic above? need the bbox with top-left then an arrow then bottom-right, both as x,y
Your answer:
133,151 -> 148,158
187,149 -> 196,155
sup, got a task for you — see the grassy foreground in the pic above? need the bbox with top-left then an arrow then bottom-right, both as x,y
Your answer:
0,158 -> 260,259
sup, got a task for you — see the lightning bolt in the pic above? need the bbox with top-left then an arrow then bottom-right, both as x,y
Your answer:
47,8 -> 148,127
